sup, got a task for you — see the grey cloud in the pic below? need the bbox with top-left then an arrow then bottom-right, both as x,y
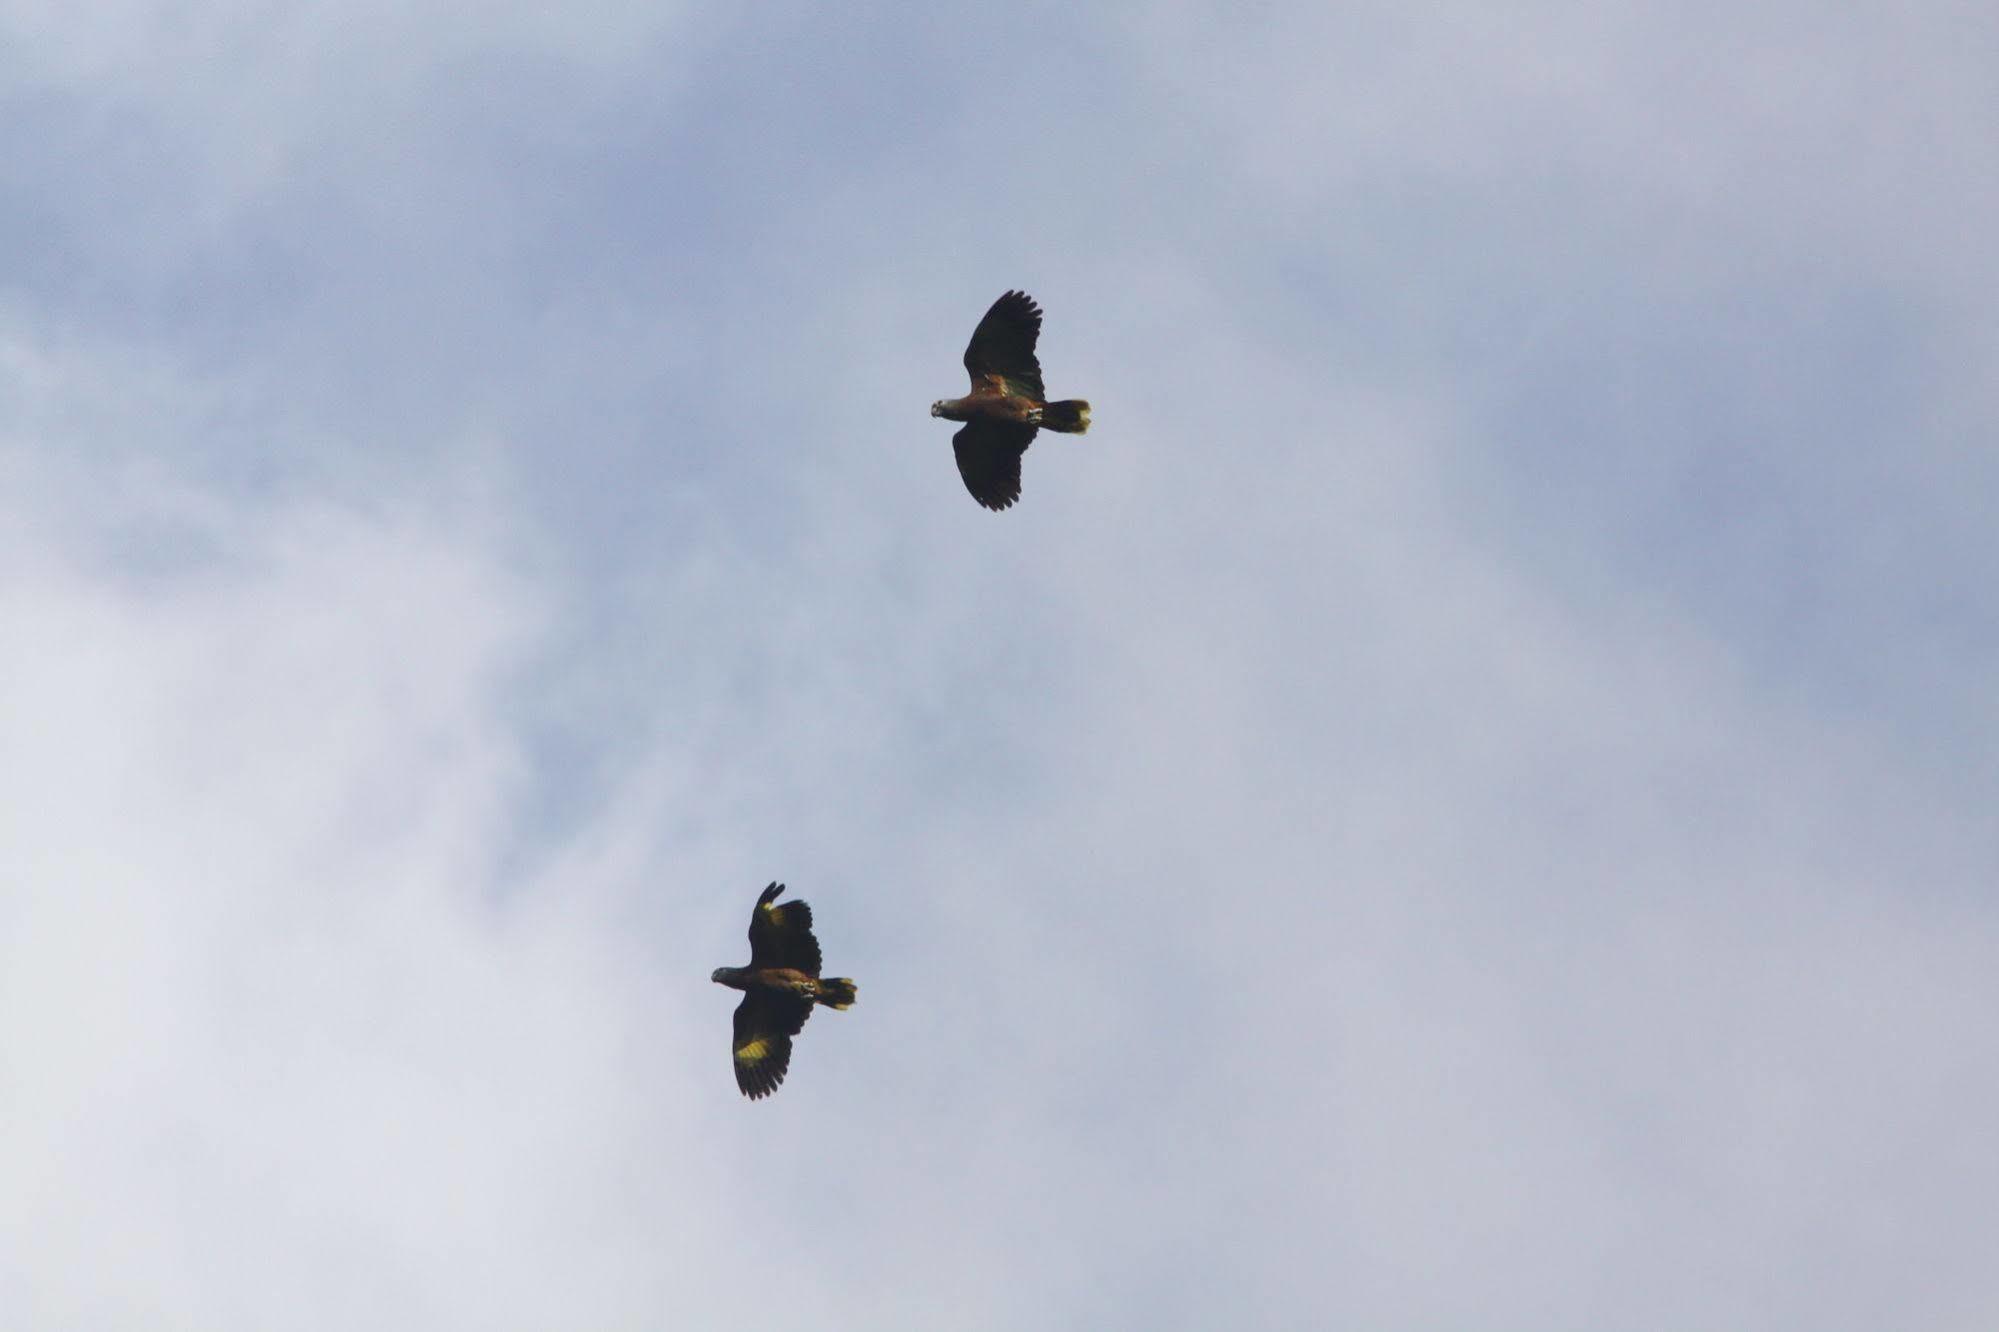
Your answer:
4,2 -> 1997,1328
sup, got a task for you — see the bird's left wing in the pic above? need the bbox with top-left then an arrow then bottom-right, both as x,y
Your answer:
748,883 -> 824,974
962,291 -> 1045,402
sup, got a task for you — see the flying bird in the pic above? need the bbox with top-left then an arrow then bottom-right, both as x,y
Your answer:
711,882 -> 857,1100
931,290 -> 1092,510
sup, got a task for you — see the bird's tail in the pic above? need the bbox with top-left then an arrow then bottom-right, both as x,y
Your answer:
815,977 -> 857,1010
1040,400 -> 1091,433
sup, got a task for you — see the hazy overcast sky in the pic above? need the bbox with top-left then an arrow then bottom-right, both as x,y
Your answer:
4,4 -> 1996,1328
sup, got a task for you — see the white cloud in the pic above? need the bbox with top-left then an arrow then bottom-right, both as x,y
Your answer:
3,3 -> 1997,1327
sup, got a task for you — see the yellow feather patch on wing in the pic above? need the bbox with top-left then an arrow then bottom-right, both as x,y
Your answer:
735,1039 -> 769,1063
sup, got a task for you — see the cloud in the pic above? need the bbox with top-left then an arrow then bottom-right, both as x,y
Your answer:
0,370 -> 687,1325
4,3 -> 1998,1328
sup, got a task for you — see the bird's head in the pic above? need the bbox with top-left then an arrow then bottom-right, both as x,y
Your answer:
930,400 -> 946,418
710,967 -> 731,984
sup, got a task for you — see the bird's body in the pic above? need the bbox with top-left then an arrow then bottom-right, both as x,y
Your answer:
931,290 -> 1091,510
931,390 -> 1044,428
711,882 -> 856,1099
711,965 -> 833,1001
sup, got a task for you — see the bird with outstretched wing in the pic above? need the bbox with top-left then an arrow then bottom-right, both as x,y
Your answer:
711,882 -> 857,1099
930,291 -> 1092,511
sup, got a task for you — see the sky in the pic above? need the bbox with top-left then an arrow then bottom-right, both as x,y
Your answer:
2,3 -> 1996,1328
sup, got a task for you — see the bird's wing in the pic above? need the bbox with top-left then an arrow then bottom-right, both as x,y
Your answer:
962,291 -> 1045,402
953,420 -> 1037,511
748,883 -> 824,975
732,991 -> 813,1100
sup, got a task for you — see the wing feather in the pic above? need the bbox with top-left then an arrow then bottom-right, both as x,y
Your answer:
747,882 -> 824,975
953,420 -> 1037,511
962,291 -> 1045,402
732,991 -> 812,1100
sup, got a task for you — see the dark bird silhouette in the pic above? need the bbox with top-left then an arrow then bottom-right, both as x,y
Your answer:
931,290 -> 1092,511
711,882 -> 857,1099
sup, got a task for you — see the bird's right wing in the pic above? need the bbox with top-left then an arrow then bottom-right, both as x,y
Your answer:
953,420 -> 1037,511
732,991 -> 813,1100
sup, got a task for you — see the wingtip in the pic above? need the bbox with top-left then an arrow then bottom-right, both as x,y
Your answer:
997,289 -> 1041,317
